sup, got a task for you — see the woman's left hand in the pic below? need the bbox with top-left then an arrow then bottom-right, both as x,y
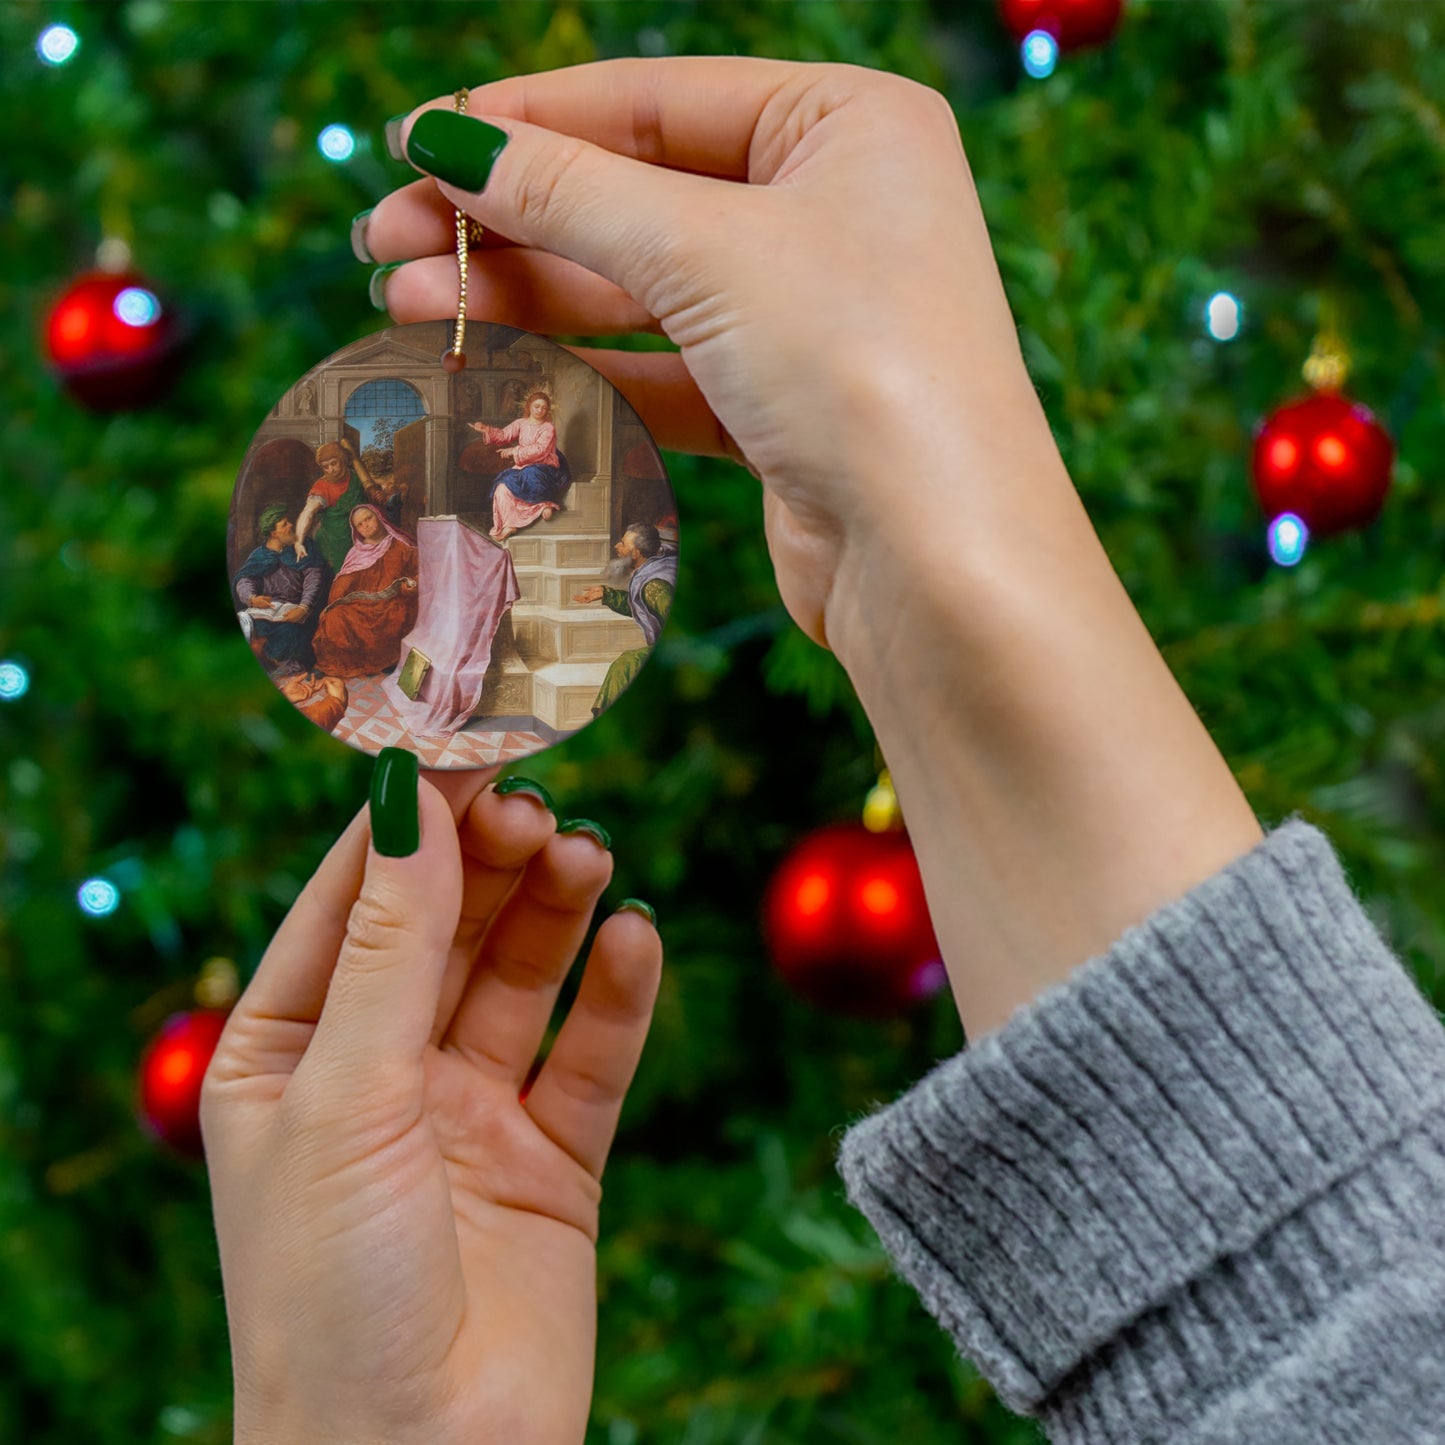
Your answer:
202,769 -> 662,1445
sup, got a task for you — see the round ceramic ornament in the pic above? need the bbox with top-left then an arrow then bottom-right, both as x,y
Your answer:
228,90 -> 676,769
228,317 -> 678,768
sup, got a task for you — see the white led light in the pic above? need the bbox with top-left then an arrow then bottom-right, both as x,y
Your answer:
1205,291 -> 1242,342
114,287 -> 161,327
38,24 -> 79,66
78,878 -> 121,917
318,124 -> 357,162
1022,30 -> 1059,79
0,660 -> 29,700
1267,512 -> 1308,567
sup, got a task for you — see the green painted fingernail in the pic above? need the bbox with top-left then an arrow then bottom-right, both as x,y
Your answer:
384,113 -> 408,162
617,898 -> 656,926
369,262 -> 403,311
405,110 -> 510,192
350,208 -> 375,264
559,818 -> 612,850
493,776 -> 555,812
370,747 -> 419,857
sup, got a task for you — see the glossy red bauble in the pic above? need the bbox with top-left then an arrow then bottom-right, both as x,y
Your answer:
763,823 -> 945,1017
998,0 -> 1125,49
1251,392 -> 1394,537
44,270 -> 182,410
137,1009 -> 230,1157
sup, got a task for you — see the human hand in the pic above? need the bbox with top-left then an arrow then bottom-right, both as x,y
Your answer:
401,576 -> 418,591
293,542 -> 308,560
573,586 -> 604,604
365,58 -> 1059,653
250,594 -> 272,609
282,604 -> 309,622
202,763 -> 662,1445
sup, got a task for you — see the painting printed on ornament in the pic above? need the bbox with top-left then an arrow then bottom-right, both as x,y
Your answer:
226,320 -> 679,768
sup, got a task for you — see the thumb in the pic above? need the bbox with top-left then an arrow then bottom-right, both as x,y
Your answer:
396,106 -> 748,320
300,750 -> 462,1093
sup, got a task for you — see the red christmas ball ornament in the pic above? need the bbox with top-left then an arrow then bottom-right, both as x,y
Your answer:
1251,392 -> 1394,538
137,1009 -> 230,1157
998,0 -> 1125,50
763,822 -> 945,1017
44,269 -> 182,410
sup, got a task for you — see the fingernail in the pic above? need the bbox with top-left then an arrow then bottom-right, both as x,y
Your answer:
616,897 -> 656,926
384,113 -> 409,162
369,262 -> 404,311
370,746 -> 420,857
558,818 -> 612,850
350,208 -> 375,264
405,110 -> 510,192
493,775 -> 555,813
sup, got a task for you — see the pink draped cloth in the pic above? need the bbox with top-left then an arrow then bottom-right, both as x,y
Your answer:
381,517 -> 521,737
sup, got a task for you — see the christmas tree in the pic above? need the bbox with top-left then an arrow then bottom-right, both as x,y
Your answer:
2,3 -> 1443,1441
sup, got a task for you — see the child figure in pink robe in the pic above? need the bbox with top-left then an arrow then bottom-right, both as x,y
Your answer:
468,391 -> 571,542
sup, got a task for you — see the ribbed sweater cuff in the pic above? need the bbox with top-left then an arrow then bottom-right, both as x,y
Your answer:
836,818 -> 1445,1433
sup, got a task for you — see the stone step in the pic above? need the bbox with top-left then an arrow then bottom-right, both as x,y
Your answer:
510,601 -> 645,663
476,653 -> 611,733
511,565 -> 627,609
504,527 -> 612,570
530,660 -> 615,732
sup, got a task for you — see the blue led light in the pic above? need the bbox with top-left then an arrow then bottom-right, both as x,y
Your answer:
1268,512 -> 1309,567
38,24 -> 79,65
0,661 -> 29,700
1022,30 -> 1059,79
114,287 -> 162,327
78,878 -> 121,917
1205,291 -> 1242,341
318,124 -> 357,162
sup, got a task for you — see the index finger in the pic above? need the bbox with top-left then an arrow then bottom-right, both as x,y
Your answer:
402,55 -> 813,182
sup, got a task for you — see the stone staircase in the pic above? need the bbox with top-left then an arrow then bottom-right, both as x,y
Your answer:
475,480 -> 645,736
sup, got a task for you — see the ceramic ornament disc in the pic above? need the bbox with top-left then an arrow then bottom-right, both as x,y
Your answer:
227,320 -> 678,768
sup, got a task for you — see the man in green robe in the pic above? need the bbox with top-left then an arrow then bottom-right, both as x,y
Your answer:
294,438 -> 373,574
573,523 -> 676,716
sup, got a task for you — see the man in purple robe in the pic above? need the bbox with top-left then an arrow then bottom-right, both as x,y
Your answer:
234,504 -> 330,674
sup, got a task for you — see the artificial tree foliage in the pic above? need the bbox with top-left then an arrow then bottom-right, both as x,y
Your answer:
1,2 -> 1442,1441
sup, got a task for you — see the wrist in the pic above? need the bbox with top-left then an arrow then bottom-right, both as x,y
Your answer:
824,435 -> 1261,1041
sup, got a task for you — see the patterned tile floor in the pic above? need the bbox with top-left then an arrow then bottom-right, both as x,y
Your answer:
331,674 -> 548,768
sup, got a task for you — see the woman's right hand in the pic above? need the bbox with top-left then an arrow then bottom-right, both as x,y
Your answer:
362,59 -> 1264,1047
362,58 -> 1062,656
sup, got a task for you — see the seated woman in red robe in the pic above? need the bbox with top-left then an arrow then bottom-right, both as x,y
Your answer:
311,505 -> 420,678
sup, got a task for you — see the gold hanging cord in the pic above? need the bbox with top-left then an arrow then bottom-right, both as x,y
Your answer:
445,88 -> 477,369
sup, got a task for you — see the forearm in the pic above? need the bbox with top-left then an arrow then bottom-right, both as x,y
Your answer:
296,497 -> 323,544
826,400 -> 1261,1041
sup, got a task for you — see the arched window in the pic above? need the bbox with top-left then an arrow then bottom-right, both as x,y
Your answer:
344,379 -> 426,460
345,378 -> 426,422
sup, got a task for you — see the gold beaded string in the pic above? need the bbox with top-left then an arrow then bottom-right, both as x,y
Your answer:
446,88 -> 474,369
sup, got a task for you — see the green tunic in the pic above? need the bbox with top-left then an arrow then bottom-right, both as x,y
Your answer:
592,578 -> 673,715
312,467 -> 368,574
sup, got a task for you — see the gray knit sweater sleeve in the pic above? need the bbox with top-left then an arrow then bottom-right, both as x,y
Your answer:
836,819 -> 1445,1443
